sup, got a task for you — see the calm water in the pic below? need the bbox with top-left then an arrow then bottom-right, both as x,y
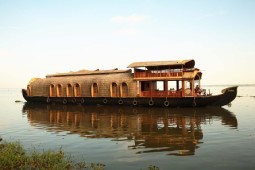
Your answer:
0,85 -> 255,170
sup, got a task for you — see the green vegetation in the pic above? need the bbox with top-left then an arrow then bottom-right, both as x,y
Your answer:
0,140 -> 160,170
0,140 -> 105,170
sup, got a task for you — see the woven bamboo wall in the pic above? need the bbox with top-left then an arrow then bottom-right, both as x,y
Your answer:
28,72 -> 137,97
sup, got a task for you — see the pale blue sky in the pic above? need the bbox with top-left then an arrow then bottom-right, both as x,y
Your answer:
0,0 -> 254,88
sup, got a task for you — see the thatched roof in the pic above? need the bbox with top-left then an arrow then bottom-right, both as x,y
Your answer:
127,59 -> 195,69
46,69 -> 132,78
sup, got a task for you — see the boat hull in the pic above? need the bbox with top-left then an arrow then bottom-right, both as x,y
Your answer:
22,86 -> 238,107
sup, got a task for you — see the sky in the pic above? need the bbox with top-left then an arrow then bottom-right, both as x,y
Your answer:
0,0 -> 255,88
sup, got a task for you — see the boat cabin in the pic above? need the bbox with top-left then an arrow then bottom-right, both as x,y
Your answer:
25,59 -> 202,99
128,59 -> 202,97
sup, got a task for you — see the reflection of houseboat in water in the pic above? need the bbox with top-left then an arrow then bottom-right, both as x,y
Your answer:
22,60 -> 238,107
23,103 -> 237,156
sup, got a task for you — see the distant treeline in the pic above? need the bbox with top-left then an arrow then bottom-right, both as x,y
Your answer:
203,84 -> 255,87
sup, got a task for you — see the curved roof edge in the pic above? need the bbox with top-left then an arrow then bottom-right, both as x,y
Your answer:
127,59 -> 195,68
46,69 -> 132,78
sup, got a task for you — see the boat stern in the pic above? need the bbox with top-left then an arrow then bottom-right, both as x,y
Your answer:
215,86 -> 238,106
22,89 -> 28,101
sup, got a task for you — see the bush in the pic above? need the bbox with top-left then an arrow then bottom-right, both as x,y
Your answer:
0,141 -> 105,170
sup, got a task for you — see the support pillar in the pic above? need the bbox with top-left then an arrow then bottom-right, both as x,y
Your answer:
182,81 -> 185,96
191,79 -> 195,96
164,80 -> 168,96
176,80 -> 179,91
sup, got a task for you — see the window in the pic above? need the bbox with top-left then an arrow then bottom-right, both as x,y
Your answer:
121,82 -> 128,97
111,82 -> 118,97
74,83 -> 81,96
66,84 -> 73,97
91,83 -> 99,97
56,84 -> 63,97
141,81 -> 150,91
49,84 -> 55,97
156,81 -> 164,91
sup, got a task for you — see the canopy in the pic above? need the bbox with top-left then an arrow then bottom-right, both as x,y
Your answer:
127,59 -> 195,69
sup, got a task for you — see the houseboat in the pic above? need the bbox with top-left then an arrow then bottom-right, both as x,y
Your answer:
22,59 -> 238,107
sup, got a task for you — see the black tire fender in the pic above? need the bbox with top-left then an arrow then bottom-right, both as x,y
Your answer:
133,100 -> 138,106
164,100 -> 169,107
103,98 -> 108,104
149,99 -> 154,106
72,98 -> 76,103
118,99 -> 123,105
46,97 -> 50,103
63,98 -> 67,104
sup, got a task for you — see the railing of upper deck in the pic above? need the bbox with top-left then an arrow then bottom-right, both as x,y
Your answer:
140,88 -> 199,97
140,90 -> 183,97
134,70 -> 184,78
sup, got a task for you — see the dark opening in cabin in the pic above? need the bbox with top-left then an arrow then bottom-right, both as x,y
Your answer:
121,82 -> 128,97
141,81 -> 150,91
57,84 -> 63,97
66,84 -> 73,97
74,83 -> 81,96
92,83 -> 98,97
111,82 -> 118,97
49,84 -> 55,97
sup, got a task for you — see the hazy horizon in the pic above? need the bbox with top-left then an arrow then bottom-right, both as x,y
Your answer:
1,83 -> 255,89
1,0 -> 255,88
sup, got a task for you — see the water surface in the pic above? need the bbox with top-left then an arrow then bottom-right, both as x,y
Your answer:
0,86 -> 255,170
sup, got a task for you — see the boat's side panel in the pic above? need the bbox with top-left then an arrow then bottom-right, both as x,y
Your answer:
22,86 -> 238,107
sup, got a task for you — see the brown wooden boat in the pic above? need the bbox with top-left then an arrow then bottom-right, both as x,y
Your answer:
22,59 -> 238,107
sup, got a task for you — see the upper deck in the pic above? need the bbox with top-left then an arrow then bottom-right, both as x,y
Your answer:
128,59 -> 203,97
128,59 -> 202,81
